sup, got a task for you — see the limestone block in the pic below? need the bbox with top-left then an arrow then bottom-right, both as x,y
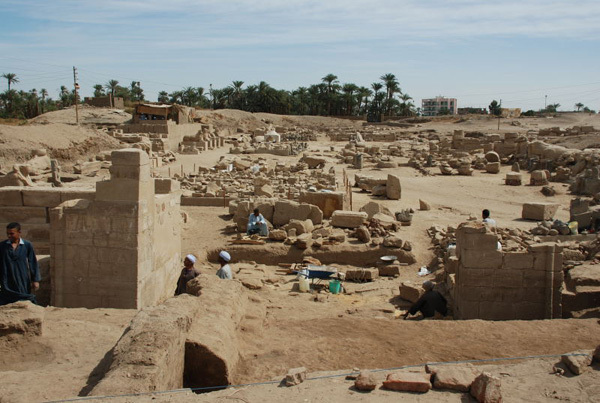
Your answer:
383,235 -> 403,248
295,233 -> 313,249
457,232 -> 498,251
285,367 -> 307,386
503,253 -> 533,269
298,191 -> 346,219
461,250 -> 503,269
505,172 -> 522,186
359,201 -> 393,219
484,151 -> 500,163
155,179 -> 180,194
355,226 -> 371,243
355,371 -> 378,391
73,161 -> 103,175
331,210 -> 367,228
427,364 -> 478,392
378,264 -> 401,276
111,148 -> 150,166
0,301 -> 45,337
268,229 -> 287,241
372,184 -> 386,196
60,190 -> 95,203
22,188 -> 62,207
521,202 -> 559,221
286,219 -> 314,235
470,372 -> 502,403
459,268 -> 495,287
344,267 -> 379,282
530,170 -> 549,185
382,371 -> 431,393
399,281 -> 423,303
0,206 -> 48,224
419,199 -> 431,211
386,174 -> 401,200
485,162 -> 500,174
273,200 -> 323,226
0,187 -> 23,206
561,351 -> 592,375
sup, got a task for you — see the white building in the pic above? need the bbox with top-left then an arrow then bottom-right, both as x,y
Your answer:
421,96 -> 458,116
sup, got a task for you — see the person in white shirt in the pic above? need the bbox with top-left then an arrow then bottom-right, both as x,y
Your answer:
482,209 -> 497,228
216,250 -> 233,280
247,208 -> 268,236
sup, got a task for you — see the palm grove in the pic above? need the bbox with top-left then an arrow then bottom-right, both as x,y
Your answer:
1,72 -> 418,119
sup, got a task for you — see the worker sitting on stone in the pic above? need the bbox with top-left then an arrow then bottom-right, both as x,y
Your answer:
216,250 -> 233,280
247,208 -> 268,236
404,281 -> 447,320
175,254 -> 200,296
482,209 -> 497,228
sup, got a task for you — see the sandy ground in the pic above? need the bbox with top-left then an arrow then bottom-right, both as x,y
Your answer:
0,109 -> 599,402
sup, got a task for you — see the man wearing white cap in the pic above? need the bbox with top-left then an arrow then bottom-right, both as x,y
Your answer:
216,250 -> 233,279
175,254 -> 200,295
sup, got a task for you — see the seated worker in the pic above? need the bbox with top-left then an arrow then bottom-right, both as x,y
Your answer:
216,250 -> 233,280
247,208 -> 269,236
404,281 -> 447,320
175,254 -> 200,295
482,209 -> 497,228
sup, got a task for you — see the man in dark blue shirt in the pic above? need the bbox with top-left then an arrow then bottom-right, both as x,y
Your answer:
404,281 -> 447,320
0,222 -> 40,305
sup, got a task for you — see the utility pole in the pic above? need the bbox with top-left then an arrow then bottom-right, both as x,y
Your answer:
73,66 -> 80,125
497,98 -> 501,130
545,95 -> 547,110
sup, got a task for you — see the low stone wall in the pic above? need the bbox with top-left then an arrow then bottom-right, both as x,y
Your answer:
454,223 -> 562,320
89,275 -> 249,396
0,187 -> 95,254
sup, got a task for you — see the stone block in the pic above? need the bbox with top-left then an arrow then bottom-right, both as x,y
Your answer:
456,301 -> 479,319
461,250 -> 502,269
273,200 -> 323,226
399,281 -> 423,303
331,210 -> 367,228
286,219 -> 314,235
354,371 -> 378,391
0,206 -> 48,224
522,202 -> 559,221
359,201 -> 393,219
344,267 -> 379,282
503,253 -> 533,269
514,301 -> 545,319
60,190 -> 95,203
459,268 -> 495,287
493,269 -> 523,288
154,179 -> 180,194
268,229 -> 287,241
428,364 -> 478,392
22,188 -> 62,207
458,233 -> 499,251
73,161 -> 103,175
383,235 -> 403,248
561,351 -> 592,375
386,174 -> 401,200
505,172 -> 522,186
479,301 -> 515,320
470,372 -> 502,403
0,187 -> 23,206
111,148 -> 150,166
298,191 -> 346,219
378,264 -> 401,276
285,367 -> 307,386
382,371 -> 431,393
485,162 -> 500,174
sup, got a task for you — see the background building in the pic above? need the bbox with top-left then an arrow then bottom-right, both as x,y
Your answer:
421,96 -> 458,116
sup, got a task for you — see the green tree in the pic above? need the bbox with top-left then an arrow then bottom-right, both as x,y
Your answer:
546,103 -> 560,113
489,100 -> 501,116
40,88 -> 48,114
2,73 -> 19,91
342,83 -> 358,115
157,91 -> 169,103
93,84 -> 105,97
321,74 -> 338,115
380,73 -> 401,116
575,102 -> 584,112
105,80 -> 119,97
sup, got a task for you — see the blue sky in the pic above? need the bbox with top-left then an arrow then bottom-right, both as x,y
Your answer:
1,0 -> 599,111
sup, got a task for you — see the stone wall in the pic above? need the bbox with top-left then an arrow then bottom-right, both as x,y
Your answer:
454,222 -> 563,320
0,187 -> 95,254
50,149 -> 182,309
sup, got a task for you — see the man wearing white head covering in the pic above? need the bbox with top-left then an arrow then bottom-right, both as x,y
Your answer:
175,254 -> 200,295
216,250 -> 233,279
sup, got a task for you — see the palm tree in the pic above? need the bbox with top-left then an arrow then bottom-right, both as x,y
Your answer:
158,91 -> 169,104
575,102 -> 584,112
105,80 -> 119,97
371,82 -> 383,113
182,86 -> 197,106
342,83 -> 358,115
93,84 -> 105,97
40,88 -> 48,114
321,74 -> 338,115
2,73 -> 19,91
380,73 -> 400,115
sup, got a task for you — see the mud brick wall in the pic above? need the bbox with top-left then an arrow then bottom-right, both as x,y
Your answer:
51,149 -> 181,309
454,223 -> 563,320
0,187 -> 95,254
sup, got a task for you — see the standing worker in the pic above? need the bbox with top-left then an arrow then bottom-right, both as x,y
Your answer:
0,222 -> 40,305
175,254 -> 200,296
216,251 -> 233,279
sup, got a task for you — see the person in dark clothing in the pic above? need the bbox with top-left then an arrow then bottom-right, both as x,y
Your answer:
404,281 -> 447,320
0,222 -> 40,305
175,254 -> 200,296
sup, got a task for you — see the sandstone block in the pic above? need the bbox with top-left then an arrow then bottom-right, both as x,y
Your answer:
344,267 -> 379,282
470,372 -> 502,403
355,225 -> 371,243
461,250 -> 502,269
295,233 -> 313,249
372,184 -> 386,196
457,232 -> 498,251
378,264 -> 401,276
399,281 -> 423,303
428,364 -> 478,392
561,351 -> 592,375
299,191 -> 345,219
505,172 -> 522,186
0,188 -> 23,206
287,219 -> 314,235
485,162 -> 500,174
269,229 -> 287,241
382,372 -> 431,393
386,174 -> 401,200
22,188 -> 62,207
503,252 -> 533,269
383,235 -> 403,248
522,202 -> 559,221
331,210 -> 367,228
285,367 -> 307,386
419,199 -> 431,211
359,201 -> 393,219
354,371 -> 377,391
485,151 -> 500,163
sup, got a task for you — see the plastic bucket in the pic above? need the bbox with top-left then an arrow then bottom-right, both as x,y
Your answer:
329,280 -> 341,294
299,276 -> 310,292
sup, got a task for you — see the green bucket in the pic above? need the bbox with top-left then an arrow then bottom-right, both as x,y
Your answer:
329,280 -> 341,294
